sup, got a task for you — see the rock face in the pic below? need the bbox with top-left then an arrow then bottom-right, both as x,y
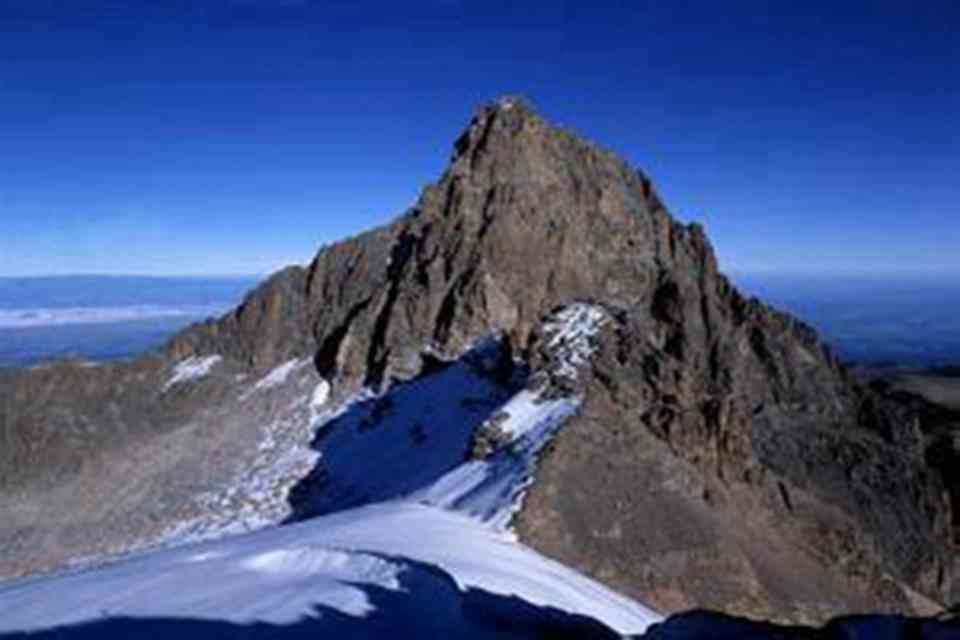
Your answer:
0,98 -> 956,621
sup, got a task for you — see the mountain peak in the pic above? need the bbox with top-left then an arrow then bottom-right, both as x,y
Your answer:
185,101 -> 955,619
447,96 -> 653,215
449,95 -> 543,168
4,100 -> 955,627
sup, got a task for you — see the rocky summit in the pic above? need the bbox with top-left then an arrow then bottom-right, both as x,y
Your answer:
0,98 -> 956,626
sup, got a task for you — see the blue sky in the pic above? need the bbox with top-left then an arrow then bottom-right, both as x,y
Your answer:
0,1 -> 957,277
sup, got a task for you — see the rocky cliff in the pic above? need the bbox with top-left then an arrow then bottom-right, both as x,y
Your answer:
1,98 -> 955,622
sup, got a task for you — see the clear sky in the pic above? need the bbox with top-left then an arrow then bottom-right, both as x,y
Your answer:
0,1 -> 957,277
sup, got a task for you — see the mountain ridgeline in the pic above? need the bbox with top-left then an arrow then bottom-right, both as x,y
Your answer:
2,98 -> 957,623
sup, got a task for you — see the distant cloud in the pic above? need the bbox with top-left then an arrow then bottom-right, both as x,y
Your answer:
0,305 -> 231,329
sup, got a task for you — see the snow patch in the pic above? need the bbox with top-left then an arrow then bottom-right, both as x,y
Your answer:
238,358 -> 310,401
415,390 -> 579,531
152,383 -> 365,547
163,355 -> 222,391
414,305 -> 610,529
542,303 -> 609,381
292,353 -> 512,519
253,358 -> 309,392
242,546 -> 401,591
311,379 -> 331,410
0,503 -> 660,635
182,551 -> 225,564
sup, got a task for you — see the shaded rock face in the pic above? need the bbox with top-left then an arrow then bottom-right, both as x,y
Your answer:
517,308 -> 954,621
639,610 -> 959,640
0,98 -> 956,622
168,266 -> 312,370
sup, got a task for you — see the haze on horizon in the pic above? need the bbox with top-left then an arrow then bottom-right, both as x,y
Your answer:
0,1 -> 956,278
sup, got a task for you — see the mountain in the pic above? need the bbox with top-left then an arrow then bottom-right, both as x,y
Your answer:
0,98 -> 956,632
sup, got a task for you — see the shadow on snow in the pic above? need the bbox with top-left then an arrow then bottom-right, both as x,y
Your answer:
0,557 -> 619,640
286,339 -> 526,522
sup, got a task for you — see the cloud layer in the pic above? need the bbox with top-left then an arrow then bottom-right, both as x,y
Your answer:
0,304 -> 228,329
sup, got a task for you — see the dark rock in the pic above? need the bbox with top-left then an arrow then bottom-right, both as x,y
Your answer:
639,610 -> 960,639
469,412 -> 512,460
168,265 -> 312,370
